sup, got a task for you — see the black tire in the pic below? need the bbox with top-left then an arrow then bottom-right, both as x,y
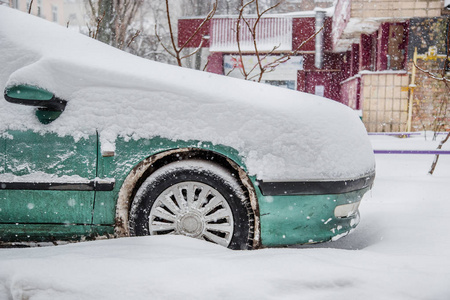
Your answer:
129,160 -> 253,250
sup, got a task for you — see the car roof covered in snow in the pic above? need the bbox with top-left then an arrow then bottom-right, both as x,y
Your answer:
0,6 -> 374,181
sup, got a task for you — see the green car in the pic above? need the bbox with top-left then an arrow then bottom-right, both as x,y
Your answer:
0,7 -> 375,249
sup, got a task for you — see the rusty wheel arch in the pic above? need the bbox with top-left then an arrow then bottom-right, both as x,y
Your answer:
114,148 -> 261,249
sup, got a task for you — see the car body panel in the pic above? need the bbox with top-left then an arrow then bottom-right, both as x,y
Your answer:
93,136 -> 248,225
4,130 -> 96,178
0,132 -> 248,238
0,190 -> 94,224
0,224 -> 113,243
0,131 -> 96,225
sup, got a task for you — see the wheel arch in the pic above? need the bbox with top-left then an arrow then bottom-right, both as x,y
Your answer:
114,148 -> 261,248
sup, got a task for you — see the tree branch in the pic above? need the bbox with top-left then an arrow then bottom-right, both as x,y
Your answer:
235,0 -> 255,79
414,62 -> 450,82
28,0 -> 34,14
429,131 -> 450,175
155,25 -> 177,58
180,39 -> 206,60
164,0 -> 182,66
234,0 -> 317,82
426,19 -> 450,173
126,30 -> 141,48
159,0 -> 217,67
180,1 -> 217,51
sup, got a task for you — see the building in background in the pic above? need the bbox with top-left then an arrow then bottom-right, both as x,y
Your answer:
7,0 -> 87,28
179,8 -> 344,100
179,0 -> 449,133
334,0 -> 448,132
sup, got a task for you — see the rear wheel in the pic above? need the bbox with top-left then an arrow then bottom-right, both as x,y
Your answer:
129,160 -> 253,250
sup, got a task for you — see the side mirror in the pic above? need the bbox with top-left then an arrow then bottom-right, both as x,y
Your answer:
4,85 -> 67,124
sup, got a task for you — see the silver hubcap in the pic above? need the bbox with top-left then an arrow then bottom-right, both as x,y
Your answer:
149,181 -> 234,247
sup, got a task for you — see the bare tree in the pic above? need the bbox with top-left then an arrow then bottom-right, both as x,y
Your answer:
214,0 -> 278,15
429,131 -> 450,175
125,0 -> 176,64
156,0 -> 217,67
230,0 -> 323,82
423,20 -> 450,175
86,0 -> 143,50
27,0 -> 34,13
183,0 -> 216,16
156,0 -> 323,79
232,0 -> 281,81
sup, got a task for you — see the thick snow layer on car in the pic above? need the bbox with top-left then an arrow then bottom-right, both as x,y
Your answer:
0,7 -> 374,181
0,135 -> 449,300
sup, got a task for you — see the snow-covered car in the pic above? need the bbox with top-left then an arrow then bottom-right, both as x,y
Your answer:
0,7 -> 375,249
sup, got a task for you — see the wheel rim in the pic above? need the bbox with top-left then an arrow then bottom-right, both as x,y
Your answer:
148,181 -> 234,247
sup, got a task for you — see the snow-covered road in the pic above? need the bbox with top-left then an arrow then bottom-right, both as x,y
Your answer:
0,134 -> 449,300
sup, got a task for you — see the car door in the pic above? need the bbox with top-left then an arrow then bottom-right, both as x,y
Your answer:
1,130 -> 97,224
0,85 -> 103,241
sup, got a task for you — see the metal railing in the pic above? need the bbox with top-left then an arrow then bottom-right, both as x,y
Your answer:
369,132 -> 450,155
374,150 -> 450,155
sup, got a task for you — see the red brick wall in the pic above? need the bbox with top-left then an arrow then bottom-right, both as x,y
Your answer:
411,59 -> 450,132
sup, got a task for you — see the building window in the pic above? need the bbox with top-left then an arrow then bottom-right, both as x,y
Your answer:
314,85 -> 325,97
52,5 -> 58,23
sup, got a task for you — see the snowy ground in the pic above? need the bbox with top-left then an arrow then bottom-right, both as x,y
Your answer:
0,133 -> 449,300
